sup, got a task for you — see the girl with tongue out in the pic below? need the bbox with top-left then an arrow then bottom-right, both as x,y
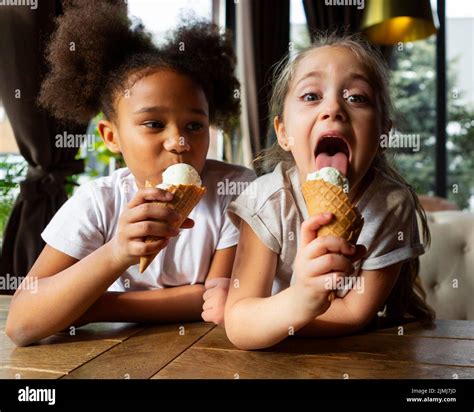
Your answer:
225,33 -> 434,350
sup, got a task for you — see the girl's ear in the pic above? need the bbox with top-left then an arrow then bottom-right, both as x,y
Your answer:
274,115 -> 291,152
97,119 -> 122,154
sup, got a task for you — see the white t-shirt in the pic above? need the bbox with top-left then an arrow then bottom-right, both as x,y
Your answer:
42,159 -> 256,291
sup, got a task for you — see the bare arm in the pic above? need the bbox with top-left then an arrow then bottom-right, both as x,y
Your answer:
224,218 -> 341,350
296,263 -> 402,337
78,246 -> 237,325
6,186 -> 191,346
6,243 -> 130,346
76,285 -> 205,324
224,221 -> 311,350
200,246 -> 236,325
225,214 -> 364,350
206,246 -> 236,281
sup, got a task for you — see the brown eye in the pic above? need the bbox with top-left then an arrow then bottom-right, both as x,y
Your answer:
346,94 -> 368,104
186,122 -> 204,131
302,92 -> 321,102
143,121 -> 164,129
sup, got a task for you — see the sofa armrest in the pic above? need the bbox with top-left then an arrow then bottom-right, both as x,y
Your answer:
418,195 -> 459,212
419,211 -> 474,320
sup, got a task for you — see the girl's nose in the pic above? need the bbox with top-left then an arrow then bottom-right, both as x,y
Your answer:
163,128 -> 190,153
319,95 -> 347,122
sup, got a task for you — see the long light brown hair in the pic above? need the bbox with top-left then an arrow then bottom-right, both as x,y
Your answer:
256,32 -> 435,326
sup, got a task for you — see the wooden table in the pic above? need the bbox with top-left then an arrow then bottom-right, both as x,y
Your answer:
1,295 -> 473,379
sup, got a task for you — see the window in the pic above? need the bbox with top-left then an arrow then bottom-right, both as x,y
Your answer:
128,0 -> 213,45
0,102 -> 18,154
290,0 -> 310,52
0,100 -> 26,242
392,0 -> 474,211
390,37 -> 437,203
446,0 -> 474,210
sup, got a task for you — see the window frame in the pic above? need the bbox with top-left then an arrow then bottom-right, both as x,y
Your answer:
436,0 -> 447,197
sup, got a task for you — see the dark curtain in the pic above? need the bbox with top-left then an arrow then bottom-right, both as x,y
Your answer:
303,0 -> 393,62
225,0 -> 236,47
303,0 -> 365,34
251,0 -> 290,152
0,2 -> 86,291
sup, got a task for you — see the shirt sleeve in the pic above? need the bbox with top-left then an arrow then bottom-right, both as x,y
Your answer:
216,168 -> 258,250
360,188 -> 425,271
227,183 -> 282,254
216,211 -> 240,250
41,183 -> 106,259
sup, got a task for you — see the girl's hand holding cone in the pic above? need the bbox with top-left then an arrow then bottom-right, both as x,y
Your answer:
292,213 -> 367,321
108,185 -> 194,270
139,180 -> 205,272
292,213 -> 363,320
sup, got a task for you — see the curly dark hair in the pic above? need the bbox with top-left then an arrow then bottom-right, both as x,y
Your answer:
39,0 -> 240,129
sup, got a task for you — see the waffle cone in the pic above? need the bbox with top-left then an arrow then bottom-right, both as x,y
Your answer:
302,179 -> 364,243
302,179 -> 364,301
139,181 -> 206,273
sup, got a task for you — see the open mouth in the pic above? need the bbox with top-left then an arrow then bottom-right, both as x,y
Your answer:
314,135 -> 351,175
315,137 -> 350,158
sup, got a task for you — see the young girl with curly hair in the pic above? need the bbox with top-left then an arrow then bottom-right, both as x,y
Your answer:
6,1 -> 255,346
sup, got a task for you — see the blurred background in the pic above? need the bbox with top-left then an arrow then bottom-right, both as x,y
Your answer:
0,0 -> 473,287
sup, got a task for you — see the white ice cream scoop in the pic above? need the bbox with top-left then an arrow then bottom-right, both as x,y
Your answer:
307,167 -> 349,193
157,163 -> 202,189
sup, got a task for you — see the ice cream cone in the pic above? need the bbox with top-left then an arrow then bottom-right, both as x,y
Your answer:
301,179 -> 364,301
139,181 -> 206,273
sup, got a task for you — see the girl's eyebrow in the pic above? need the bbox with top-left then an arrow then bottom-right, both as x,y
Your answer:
133,105 -> 208,116
295,71 -> 373,89
346,73 -> 373,89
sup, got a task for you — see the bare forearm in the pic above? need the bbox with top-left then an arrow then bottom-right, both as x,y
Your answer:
6,242 -> 128,345
225,287 -> 311,350
76,285 -> 205,324
296,298 -> 363,337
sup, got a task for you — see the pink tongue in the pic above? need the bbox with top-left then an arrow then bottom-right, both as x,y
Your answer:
315,152 -> 348,176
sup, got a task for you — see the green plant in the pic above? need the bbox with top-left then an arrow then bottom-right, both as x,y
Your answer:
0,155 -> 27,237
84,113 -> 124,174
0,112 -> 127,240
64,113 -> 125,197
390,37 -> 474,210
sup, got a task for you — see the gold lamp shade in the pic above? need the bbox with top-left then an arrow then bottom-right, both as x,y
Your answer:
361,0 -> 438,45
